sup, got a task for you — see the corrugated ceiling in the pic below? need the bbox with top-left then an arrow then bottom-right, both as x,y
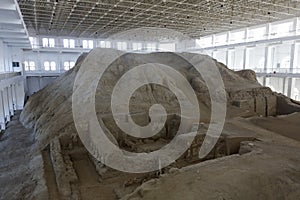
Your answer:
17,0 -> 300,38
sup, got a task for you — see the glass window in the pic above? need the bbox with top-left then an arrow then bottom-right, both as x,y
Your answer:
63,39 -> 69,48
64,61 -> 70,70
44,61 -> 50,71
49,38 -> 55,47
213,50 -> 227,65
117,42 -> 122,50
50,61 -> 56,71
64,39 -> 75,48
147,43 -> 156,51
295,44 -> 300,73
83,40 -> 88,48
248,46 -> 265,72
69,39 -> 75,48
99,41 -> 111,48
64,61 -> 75,70
42,38 -> 55,47
99,41 -> 105,48
297,18 -> 300,35
42,38 -> 48,47
29,37 -> 38,48
117,42 -> 127,50
132,42 -> 142,50
159,43 -> 176,52
228,48 -> 244,70
44,61 -> 57,71
265,77 -> 285,94
29,61 -> 35,70
29,37 -> 34,48
70,61 -> 75,68
146,43 -> 156,51
83,40 -> 93,49
105,41 -> 111,48
88,40 -> 93,49
107,41 -> 111,48
269,43 -> 292,73
24,61 -> 29,71
233,48 -> 244,70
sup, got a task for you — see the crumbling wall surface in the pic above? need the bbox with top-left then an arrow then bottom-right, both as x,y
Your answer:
235,69 -> 258,82
229,87 -> 277,117
122,142 -> 300,200
20,49 -> 270,150
276,93 -> 300,115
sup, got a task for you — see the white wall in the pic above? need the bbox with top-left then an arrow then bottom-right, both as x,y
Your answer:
0,40 -> 4,72
0,39 -> 22,73
23,50 -> 81,72
25,76 -> 57,97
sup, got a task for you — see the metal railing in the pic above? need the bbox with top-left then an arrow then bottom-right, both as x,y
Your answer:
0,72 -> 22,81
253,68 -> 300,74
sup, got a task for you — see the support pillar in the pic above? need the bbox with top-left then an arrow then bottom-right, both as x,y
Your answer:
8,85 -> 14,116
227,49 -> 233,69
290,43 -> 298,74
58,51 -> 62,73
225,50 -> 229,66
287,78 -> 296,98
38,76 -> 42,91
293,18 -> 299,36
3,87 -> 10,122
0,90 -> 6,130
243,48 -> 249,70
283,77 -> 289,96
266,23 -> 271,40
264,46 -> 272,73
262,77 -> 267,87
15,81 -> 25,110
12,84 -> 18,110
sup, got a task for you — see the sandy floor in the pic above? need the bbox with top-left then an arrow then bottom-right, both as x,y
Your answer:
250,113 -> 300,141
0,112 -> 42,200
123,142 -> 300,200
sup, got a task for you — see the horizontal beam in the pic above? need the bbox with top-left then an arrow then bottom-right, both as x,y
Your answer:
0,72 -> 21,81
7,43 -> 31,47
0,19 -> 21,25
0,28 -> 25,33
256,73 -> 300,78
3,38 -> 30,44
24,72 -> 61,77
0,33 -> 27,39
191,35 -> 300,51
